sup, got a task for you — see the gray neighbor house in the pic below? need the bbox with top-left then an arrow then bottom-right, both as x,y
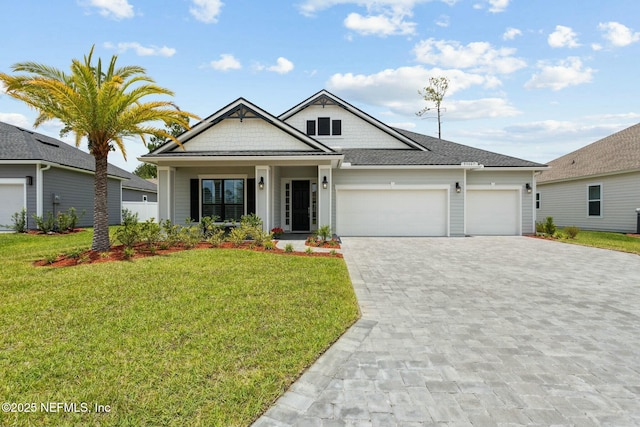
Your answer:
537,122 -> 640,233
0,121 -> 157,231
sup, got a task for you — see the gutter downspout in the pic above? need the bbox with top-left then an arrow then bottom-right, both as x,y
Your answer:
36,163 -> 52,218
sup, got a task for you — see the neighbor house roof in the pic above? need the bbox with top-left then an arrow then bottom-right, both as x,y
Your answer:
0,121 -> 156,193
537,122 -> 640,183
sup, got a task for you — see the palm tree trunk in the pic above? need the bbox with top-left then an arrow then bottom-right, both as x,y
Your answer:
92,154 -> 111,251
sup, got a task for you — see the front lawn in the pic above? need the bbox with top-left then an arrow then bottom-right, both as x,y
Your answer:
0,230 -> 359,427
559,228 -> 640,255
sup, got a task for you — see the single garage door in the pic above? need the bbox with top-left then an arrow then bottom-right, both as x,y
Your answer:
0,182 -> 26,232
336,188 -> 448,236
466,189 -> 519,235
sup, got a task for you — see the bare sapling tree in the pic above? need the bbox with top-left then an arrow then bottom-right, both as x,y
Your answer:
417,76 -> 449,139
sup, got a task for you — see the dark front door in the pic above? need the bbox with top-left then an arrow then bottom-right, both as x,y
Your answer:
292,180 -> 310,231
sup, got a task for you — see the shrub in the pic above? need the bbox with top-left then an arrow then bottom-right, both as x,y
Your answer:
32,212 -> 56,233
207,228 -> 225,247
543,216 -> 557,237
284,243 -> 294,253
161,219 -> 182,247
123,247 -> 136,259
121,209 -> 139,227
5,208 -> 27,233
329,249 -> 338,256
240,213 -> 263,228
305,247 -> 314,255
315,225 -> 332,242
178,225 -> 202,249
200,215 -> 220,239
564,226 -> 580,239
270,227 -> 284,238
115,223 -> 140,248
264,241 -> 276,250
535,221 -> 545,234
56,211 -> 71,233
66,247 -> 83,259
67,207 -> 85,230
44,253 -> 58,265
140,219 -> 162,250
227,226 -> 247,247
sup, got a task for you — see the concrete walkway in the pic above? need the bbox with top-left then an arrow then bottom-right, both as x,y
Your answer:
254,237 -> 640,426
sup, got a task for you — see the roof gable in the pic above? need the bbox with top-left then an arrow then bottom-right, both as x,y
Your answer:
538,122 -> 640,183
153,98 -> 334,155
279,90 -> 427,151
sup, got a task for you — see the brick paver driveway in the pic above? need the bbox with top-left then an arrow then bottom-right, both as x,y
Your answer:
255,237 -> 640,426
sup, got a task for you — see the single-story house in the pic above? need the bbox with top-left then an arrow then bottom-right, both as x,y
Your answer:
537,122 -> 640,233
0,121 -> 157,231
141,90 -> 547,237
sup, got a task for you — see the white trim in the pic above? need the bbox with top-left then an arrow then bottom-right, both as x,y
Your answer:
465,185 -> 522,236
0,179 -> 27,230
198,175 -> 249,222
587,182 -> 603,218
140,155 -> 343,164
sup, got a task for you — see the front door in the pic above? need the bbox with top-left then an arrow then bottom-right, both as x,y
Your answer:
292,180 -> 310,231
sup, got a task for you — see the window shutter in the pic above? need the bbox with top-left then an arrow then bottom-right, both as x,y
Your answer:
306,120 -> 316,136
190,178 -> 200,221
332,119 -> 342,135
318,117 -> 330,135
246,178 -> 256,215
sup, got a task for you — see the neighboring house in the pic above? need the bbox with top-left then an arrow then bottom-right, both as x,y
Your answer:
0,121 -> 157,231
141,90 -> 547,237
537,123 -> 640,233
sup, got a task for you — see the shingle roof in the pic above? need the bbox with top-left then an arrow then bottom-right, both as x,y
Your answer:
0,121 -> 156,193
537,122 -> 640,183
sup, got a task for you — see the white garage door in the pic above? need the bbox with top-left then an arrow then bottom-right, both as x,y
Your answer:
336,188 -> 448,236
0,182 -> 26,232
466,189 -> 519,235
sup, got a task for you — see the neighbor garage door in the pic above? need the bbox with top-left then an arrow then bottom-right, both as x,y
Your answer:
0,180 -> 26,232
336,187 -> 448,236
466,189 -> 519,235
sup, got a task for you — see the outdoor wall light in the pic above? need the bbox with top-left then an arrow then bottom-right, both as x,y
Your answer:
258,177 -> 265,190
26,176 -> 33,186
322,176 -> 328,189
455,182 -> 461,193
525,183 -> 532,193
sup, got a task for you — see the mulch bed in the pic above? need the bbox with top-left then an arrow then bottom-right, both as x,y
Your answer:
34,240 -> 342,268
304,239 -> 341,249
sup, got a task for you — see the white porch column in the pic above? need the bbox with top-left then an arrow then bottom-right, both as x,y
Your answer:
255,165 -> 271,231
157,166 -> 174,222
318,165 -> 332,231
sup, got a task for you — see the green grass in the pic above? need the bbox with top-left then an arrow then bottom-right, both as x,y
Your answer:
0,230 -> 359,427
559,228 -> 640,255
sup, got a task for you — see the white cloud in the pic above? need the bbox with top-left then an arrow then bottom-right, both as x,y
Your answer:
84,0 -> 134,20
414,38 -> 526,74
0,113 -> 30,128
598,21 -> 640,47
208,54 -> 241,71
445,98 -> 520,119
487,0 -> 510,13
267,57 -> 294,74
548,25 -> 580,48
435,15 -> 450,28
344,12 -> 416,36
190,0 -> 223,23
104,42 -> 176,57
591,43 -> 603,51
525,57 -> 595,91
503,27 -> 522,40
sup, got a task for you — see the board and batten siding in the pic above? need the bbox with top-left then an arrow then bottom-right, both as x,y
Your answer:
537,171 -> 640,233
467,170 -> 537,235
0,164 -> 37,229
283,104 -> 409,149
42,167 -> 122,227
332,168 -> 465,235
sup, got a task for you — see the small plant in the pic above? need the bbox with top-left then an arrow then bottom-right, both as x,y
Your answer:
5,208 -> 27,233
33,211 -> 56,233
305,247 -> 314,255
77,254 -> 91,264
226,226 -> 247,247
100,252 -> 111,260
67,207 -> 85,230
178,225 -> 202,249
159,242 -> 170,250
161,219 -> 182,247
564,226 -> 580,239
264,241 -> 275,250
543,216 -> 557,237
200,215 -> 221,239
121,209 -> 139,227
66,247 -> 83,259
327,239 -> 340,247
329,249 -> 338,256
56,211 -> 71,233
44,253 -> 58,265
535,221 -> 545,234
207,228 -> 225,247
240,213 -> 263,228
316,225 -> 332,242
140,218 -> 162,250
284,243 -> 294,253
270,227 -> 284,238
123,247 -> 136,259
115,223 -> 141,248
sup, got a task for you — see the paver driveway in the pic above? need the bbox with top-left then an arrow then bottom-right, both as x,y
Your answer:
254,237 -> 640,426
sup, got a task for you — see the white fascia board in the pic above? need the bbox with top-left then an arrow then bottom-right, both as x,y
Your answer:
340,164 -> 483,170
0,160 -> 127,180
471,166 -> 549,172
146,154 -> 344,163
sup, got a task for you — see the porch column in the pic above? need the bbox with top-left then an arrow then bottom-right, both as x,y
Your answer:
157,166 -> 174,222
255,166 -> 271,231
318,165 -> 332,231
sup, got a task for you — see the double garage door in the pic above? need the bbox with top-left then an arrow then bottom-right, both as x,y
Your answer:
0,180 -> 26,232
336,186 -> 520,237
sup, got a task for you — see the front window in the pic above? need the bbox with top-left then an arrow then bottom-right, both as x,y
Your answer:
202,179 -> 244,221
588,184 -> 601,217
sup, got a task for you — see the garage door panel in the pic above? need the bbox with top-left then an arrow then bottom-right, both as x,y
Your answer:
467,190 -> 519,235
0,184 -> 25,231
337,189 -> 447,236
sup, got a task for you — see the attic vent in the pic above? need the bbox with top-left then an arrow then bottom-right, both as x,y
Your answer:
36,138 -> 59,148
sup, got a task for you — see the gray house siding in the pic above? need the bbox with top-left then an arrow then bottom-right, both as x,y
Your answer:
42,167 -> 122,227
537,171 -> 640,233
332,168 -> 465,235
122,188 -> 157,202
467,170 -> 537,235
0,164 -> 38,229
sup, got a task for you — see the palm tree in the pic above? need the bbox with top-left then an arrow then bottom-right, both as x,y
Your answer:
0,47 -> 199,251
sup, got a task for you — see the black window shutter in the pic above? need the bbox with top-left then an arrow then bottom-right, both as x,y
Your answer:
246,178 -> 256,215
318,117 -> 330,135
332,119 -> 342,135
190,178 -> 200,221
306,120 -> 316,136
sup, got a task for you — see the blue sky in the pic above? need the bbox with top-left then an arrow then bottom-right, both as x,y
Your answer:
1,0 -> 639,172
